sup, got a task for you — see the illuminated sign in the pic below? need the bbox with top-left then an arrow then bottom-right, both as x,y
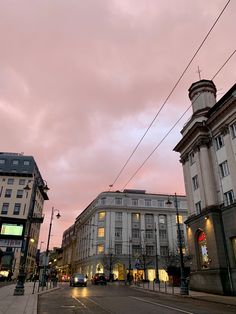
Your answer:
0,223 -> 24,236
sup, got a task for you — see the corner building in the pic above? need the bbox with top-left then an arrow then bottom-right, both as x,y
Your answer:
174,80 -> 236,295
73,190 -> 188,282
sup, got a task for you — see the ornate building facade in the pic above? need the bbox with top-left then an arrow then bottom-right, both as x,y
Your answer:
174,80 -> 236,295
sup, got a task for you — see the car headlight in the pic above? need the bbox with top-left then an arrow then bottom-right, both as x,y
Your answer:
84,278 -> 87,282
74,278 -> 78,282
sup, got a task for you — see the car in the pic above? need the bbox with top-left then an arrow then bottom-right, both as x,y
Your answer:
0,274 -> 7,282
70,273 -> 87,287
91,273 -> 107,285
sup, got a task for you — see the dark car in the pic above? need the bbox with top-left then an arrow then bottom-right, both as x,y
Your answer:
91,273 -> 107,285
70,273 -> 87,287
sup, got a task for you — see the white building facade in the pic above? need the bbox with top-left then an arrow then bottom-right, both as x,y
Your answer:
174,80 -> 236,295
73,190 -> 188,282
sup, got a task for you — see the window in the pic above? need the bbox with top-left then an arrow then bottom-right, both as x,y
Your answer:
176,215 -> 183,224
157,200 -> 164,207
16,190 -> 24,198
132,228 -> 140,239
1,203 -> 9,214
115,197 -> 122,205
231,237 -> 236,262
145,214 -> 153,224
192,175 -> 199,190
197,231 -> 209,269
146,245 -> 154,256
145,199 -> 151,206
159,229 -> 167,239
160,246 -> 169,256
230,122 -> 236,139
98,227 -> 105,238
189,152 -> 195,165
12,160 -> 19,165
115,228 -> 122,239
115,212 -> 122,221
224,190 -> 234,206
132,245 -> 141,256
23,160 -> 30,166
214,134 -> 224,150
195,201 -> 201,214
115,243 -> 122,255
219,161 -> 230,177
132,199 -> 138,206
13,203 -> 21,215
7,178 -> 14,185
98,212 -> 106,221
145,229 -> 154,239
19,179 -> 26,185
5,189 -> 12,198
97,244 -> 104,254
101,197 -> 106,205
0,159 -> 5,164
159,215 -> 166,224
132,213 -> 140,222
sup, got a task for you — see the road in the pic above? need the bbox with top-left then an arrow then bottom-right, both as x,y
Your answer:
38,282 -> 236,314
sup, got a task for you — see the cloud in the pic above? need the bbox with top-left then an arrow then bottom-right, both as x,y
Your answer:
0,0 -> 235,247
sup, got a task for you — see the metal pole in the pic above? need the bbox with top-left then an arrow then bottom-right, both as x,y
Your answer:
42,207 -> 54,286
154,222 -> 160,283
128,239 -> 131,284
14,181 -> 37,295
175,193 -> 188,295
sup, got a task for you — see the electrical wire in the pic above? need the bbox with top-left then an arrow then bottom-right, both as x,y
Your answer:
121,49 -> 236,190
109,0 -> 231,191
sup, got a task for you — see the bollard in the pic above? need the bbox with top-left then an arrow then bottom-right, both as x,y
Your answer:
165,281 -> 167,293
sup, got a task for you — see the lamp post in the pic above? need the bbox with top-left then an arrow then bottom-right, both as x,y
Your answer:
166,193 -> 189,295
42,207 -> 61,286
154,222 -> 160,283
128,238 -> 132,284
14,179 -> 49,296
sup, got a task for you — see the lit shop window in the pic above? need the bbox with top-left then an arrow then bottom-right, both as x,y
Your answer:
97,244 -> 104,254
176,215 -> 183,224
98,227 -> 105,238
98,211 -> 106,221
197,231 -> 210,269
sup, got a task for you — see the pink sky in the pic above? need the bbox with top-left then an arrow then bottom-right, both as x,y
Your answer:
0,0 -> 235,249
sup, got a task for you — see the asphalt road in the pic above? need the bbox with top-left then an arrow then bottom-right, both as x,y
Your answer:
38,282 -> 236,314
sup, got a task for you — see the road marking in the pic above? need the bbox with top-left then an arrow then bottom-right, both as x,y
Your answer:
130,296 -> 195,314
73,296 -> 88,309
87,297 -> 114,313
60,305 -> 76,308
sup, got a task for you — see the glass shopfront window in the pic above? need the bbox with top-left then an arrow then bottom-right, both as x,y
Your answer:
197,230 -> 209,269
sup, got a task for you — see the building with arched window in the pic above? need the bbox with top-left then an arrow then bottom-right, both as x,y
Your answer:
68,190 -> 188,282
174,80 -> 236,295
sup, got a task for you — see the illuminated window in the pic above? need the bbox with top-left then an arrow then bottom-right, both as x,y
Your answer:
231,237 -> 236,262
132,213 -> 140,222
176,215 -> 183,224
98,212 -> 106,221
98,227 -> 105,238
197,231 -> 209,269
97,244 -> 104,254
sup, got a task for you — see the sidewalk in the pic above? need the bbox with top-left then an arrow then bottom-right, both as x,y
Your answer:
130,282 -> 236,307
0,282 -> 60,314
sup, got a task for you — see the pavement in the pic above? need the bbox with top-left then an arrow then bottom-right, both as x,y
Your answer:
0,281 -> 60,314
0,281 -> 235,314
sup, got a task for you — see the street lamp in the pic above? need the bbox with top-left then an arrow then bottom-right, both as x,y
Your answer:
14,179 -> 49,295
42,207 -> 61,286
154,223 -> 160,283
166,193 -> 189,295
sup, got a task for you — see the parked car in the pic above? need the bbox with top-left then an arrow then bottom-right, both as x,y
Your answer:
0,274 -> 7,282
70,273 -> 87,287
91,273 -> 107,285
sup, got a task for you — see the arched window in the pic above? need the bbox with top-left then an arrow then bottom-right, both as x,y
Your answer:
197,230 -> 209,269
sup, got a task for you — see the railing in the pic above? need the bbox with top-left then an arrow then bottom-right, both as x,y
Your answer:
32,279 -> 60,294
132,280 -> 183,295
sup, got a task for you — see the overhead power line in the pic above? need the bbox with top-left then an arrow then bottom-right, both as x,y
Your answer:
109,0 -> 231,191
121,49 -> 236,190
